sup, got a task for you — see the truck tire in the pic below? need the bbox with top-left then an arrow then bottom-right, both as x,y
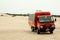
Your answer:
50,31 -> 53,34
31,26 -> 35,32
32,28 -> 34,32
37,29 -> 40,34
49,27 -> 54,34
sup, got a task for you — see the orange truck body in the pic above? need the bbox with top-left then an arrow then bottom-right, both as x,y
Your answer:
28,11 -> 55,34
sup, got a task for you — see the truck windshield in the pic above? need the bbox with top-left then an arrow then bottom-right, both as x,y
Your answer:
39,16 -> 54,22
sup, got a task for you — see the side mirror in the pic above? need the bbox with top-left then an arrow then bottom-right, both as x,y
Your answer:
54,18 -> 56,21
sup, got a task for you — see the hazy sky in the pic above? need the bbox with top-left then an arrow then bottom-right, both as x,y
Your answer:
0,0 -> 60,15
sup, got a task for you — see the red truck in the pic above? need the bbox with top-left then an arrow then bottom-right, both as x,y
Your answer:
28,11 -> 56,34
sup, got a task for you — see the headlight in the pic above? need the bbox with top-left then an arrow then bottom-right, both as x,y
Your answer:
40,26 -> 43,28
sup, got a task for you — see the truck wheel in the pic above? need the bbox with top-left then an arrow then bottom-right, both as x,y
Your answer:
50,31 -> 53,34
37,29 -> 40,34
31,26 -> 35,32
49,27 -> 54,34
32,28 -> 35,32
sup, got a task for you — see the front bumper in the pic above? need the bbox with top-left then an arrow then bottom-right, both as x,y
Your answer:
39,26 -> 55,32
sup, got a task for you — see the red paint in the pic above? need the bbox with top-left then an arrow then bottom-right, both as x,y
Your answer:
34,11 -> 51,27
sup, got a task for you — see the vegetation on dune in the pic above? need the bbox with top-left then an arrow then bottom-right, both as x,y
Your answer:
1,13 -> 59,17
6,13 -> 29,16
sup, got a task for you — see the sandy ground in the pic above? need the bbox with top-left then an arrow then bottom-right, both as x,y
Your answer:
0,14 -> 60,40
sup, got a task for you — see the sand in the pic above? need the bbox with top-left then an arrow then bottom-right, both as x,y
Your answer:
0,14 -> 60,40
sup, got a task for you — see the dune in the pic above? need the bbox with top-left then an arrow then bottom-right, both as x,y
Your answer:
0,14 -> 60,40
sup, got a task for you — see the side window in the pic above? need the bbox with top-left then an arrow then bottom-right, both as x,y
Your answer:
29,14 -> 34,21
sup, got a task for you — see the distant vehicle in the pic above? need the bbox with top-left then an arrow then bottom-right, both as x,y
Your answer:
28,11 -> 56,34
